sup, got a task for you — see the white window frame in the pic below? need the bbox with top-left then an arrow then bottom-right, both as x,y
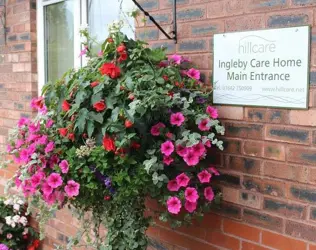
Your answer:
37,0 -> 83,93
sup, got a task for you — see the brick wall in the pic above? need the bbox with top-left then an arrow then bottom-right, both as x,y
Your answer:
2,0 -> 316,249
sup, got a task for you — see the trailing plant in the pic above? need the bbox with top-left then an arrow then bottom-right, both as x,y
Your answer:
5,21 -> 224,249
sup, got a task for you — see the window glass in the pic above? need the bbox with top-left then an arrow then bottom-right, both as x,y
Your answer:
88,0 -> 135,49
44,0 -> 74,83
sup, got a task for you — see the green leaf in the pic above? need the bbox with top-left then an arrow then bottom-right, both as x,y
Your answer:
75,108 -> 88,133
87,120 -> 94,138
111,107 -> 120,122
156,77 -> 164,84
75,90 -> 88,105
88,111 -> 104,124
91,92 -> 103,104
125,76 -> 134,89
93,83 -> 104,94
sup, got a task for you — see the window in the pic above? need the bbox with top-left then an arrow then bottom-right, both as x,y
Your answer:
37,0 -> 135,92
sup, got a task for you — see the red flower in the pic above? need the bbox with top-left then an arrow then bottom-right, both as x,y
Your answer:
168,91 -> 174,98
58,128 -> 68,137
107,38 -> 114,43
118,52 -> 128,62
125,120 -> 133,128
68,133 -> 75,141
93,100 -> 106,112
163,75 -> 169,81
82,133 -> 88,138
104,195 -> 111,200
120,86 -> 125,91
131,142 -> 141,149
99,63 -> 121,79
90,81 -> 99,88
62,100 -> 71,111
33,239 -> 40,248
103,135 -> 116,152
27,246 -> 35,250
128,93 -> 135,100
117,44 -> 126,53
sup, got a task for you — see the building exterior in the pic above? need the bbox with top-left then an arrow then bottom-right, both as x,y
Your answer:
1,0 -> 316,249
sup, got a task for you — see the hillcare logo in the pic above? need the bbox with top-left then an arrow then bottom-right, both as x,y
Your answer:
238,35 -> 276,54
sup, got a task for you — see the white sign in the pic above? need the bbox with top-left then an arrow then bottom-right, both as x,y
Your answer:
213,26 -> 310,109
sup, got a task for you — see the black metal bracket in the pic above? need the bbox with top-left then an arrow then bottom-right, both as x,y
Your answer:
0,3 -> 6,45
132,0 -> 177,43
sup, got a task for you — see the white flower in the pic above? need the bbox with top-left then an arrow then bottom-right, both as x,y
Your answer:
13,204 -> 20,211
19,216 -> 28,226
5,216 -> 12,226
12,215 -> 20,223
17,199 -> 24,205
4,198 -> 13,206
10,222 -> 16,228
23,228 -> 28,235
108,20 -> 124,34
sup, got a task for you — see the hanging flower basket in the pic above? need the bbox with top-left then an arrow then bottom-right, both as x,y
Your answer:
5,22 -> 225,249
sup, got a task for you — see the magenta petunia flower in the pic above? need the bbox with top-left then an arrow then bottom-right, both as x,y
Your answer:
206,106 -> 219,119
166,196 -> 182,214
98,50 -> 104,57
187,68 -> 200,80
176,173 -> 190,187
27,143 -> 36,155
204,187 -> 215,201
37,135 -> 48,145
185,187 -> 199,203
44,192 -> 56,206
15,139 -> 24,149
6,145 -> 11,153
47,173 -> 63,188
183,149 -> 200,166
204,140 -> 212,148
59,160 -> 69,174
168,54 -> 182,64
198,118 -> 211,131
30,173 -> 42,187
26,134 -> 40,142
185,200 -> 197,213
15,177 -> 22,188
150,122 -> 166,136
176,144 -> 188,157
0,243 -> 9,250
163,155 -> 174,166
19,149 -> 29,164
197,170 -> 212,184
161,140 -> 174,156
167,180 -> 180,192
170,112 -> 185,127
41,182 -> 53,196
55,190 -> 65,204
209,166 -> 220,176
17,117 -> 30,128
191,143 -> 206,157
45,141 -> 55,154
65,180 -> 80,197
29,123 -> 40,133
46,119 -> 54,128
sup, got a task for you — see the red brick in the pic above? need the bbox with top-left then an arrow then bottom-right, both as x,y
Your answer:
266,125 -> 310,145
243,140 -> 264,157
290,109 -> 316,126
216,106 -> 244,120
262,230 -> 306,250
246,0 -> 288,12
264,142 -> 285,161
205,230 -> 240,250
245,108 -> 267,122
223,219 -> 260,242
242,241 -> 271,250
225,14 -> 265,31
225,122 -> 264,139
207,1 -> 225,19
222,139 -> 242,154
263,161 -> 308,183
285,220 -> 316,242
226,155 -> 262,175
287,146 -> 316,165
266,109 -> 289,124
239,190 -> 263,209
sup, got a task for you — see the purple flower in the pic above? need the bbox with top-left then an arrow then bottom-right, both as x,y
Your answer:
196,96 -> 207,104
0,243 -> 9,250
104,178 -> 112,188
187,68 -> 200,80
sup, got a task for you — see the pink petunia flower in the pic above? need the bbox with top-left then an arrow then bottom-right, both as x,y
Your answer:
98,50 -> 104,57
41,182 -> 53,196
27,143 -> 36,155
168,54 -> 182,64
185,187 -> 199,203
167,180 -> 180,192
64,180 -> 80,197
197,170 -> 212,184
204,140 -> 212,148
17,117 -> 30,128
30,173 -> 42,187
166,196 -> 182,214
6,145 -> 12,153
198,118 -> 211,131
59,160 -> 69,174
15,139 -> 24,149
55,190 -> 65,204
209,166 -> 220,176
183,149 -> 200,166
204,187 -> 215,201
26,134 -> 40,142
176,173 -> 190,187
47,173 -> 63,188
187,68 -> 200,80
150,122 -> 166,136
161,141 -> 174,156
46,119 -> 54,128
45,141 -> 55,154
44,192 -> 56,206
30,96 -> 44,110
49,155 -> 60,169
191,143 -> 206,157
185,201 -> 197,213
37,135 -> 48,145
19,149 -> 29,163
206,106 -> 219,119
79,46 -> 88,57
29,123 -> 40,133
176,144 -> 188,157
15,177 -> 22,188
163,155 -> 174,166
170,112 -> 185,127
